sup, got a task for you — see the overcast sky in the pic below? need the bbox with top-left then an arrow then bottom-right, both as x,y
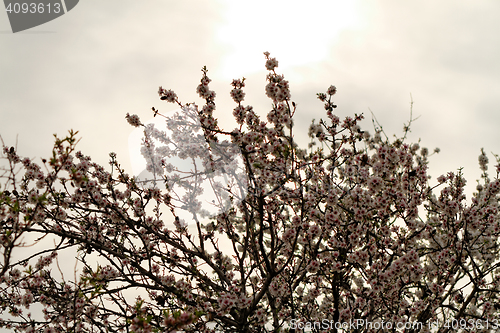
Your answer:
1,1 -> 500,328
2,0 -> 500,203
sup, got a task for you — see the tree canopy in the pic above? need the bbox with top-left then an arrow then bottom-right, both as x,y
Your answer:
2,53 -> 500,332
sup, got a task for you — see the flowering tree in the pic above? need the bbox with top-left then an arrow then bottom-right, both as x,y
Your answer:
2,52 -> 500,333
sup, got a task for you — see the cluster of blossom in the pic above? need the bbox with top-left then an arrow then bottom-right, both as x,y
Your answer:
126,113 -> 143,128
196,70 -> 216,103
2,53 -> 500,332
230,78 -> 246,103
158,86 -> 178,103
263,52 -> 291,104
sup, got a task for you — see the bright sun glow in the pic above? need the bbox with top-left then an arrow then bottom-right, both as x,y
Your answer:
215,0 -> 364,79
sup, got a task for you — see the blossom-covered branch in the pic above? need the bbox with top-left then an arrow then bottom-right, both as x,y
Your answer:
1,53 -> 500,332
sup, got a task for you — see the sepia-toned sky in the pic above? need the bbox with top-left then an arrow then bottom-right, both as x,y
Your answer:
1,1 -> 500,328
1,0 -> 500,206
